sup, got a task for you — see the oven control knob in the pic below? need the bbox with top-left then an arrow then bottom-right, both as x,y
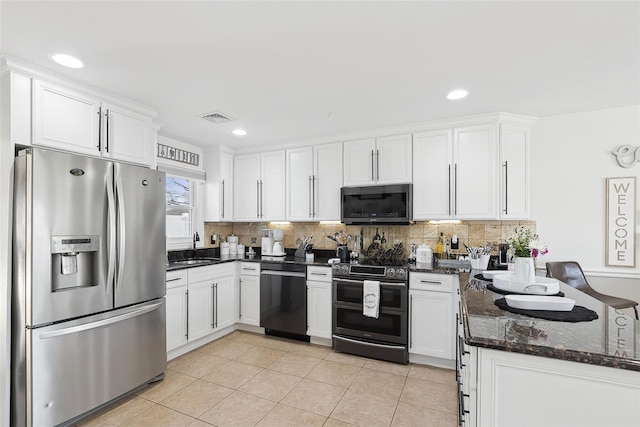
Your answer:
340,265 -> 350,275
332,264 -> 340,274
386,268 -> 395,278
396,269 -> 407,279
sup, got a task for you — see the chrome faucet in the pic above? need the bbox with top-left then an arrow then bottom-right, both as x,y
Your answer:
193,231 -> 200,257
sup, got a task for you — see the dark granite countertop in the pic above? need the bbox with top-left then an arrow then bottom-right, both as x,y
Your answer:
460,271 -> 640,371
166,248 -> 336,271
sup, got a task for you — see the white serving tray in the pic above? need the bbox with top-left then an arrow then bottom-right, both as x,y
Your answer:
481,270 -> 504,280
493,274 -> 560,295
505,295 -> 575,311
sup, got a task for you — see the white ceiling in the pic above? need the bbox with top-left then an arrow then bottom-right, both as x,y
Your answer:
1,1 -> 638,150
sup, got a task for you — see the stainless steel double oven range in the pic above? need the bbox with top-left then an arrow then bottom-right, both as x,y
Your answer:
331,260 -> 409,364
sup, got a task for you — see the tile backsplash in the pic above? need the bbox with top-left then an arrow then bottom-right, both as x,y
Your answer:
205,220 -> 536,257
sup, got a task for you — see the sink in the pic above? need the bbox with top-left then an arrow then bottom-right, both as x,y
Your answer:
168,258 -> 217,267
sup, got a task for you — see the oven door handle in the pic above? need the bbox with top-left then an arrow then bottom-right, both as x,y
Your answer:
333,334 -> 405,350
333,278 -> 406,287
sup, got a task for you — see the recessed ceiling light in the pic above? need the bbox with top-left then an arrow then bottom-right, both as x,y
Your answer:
50,53 -> 84,69
447,89 -> 468,100
232,129 -> 247,136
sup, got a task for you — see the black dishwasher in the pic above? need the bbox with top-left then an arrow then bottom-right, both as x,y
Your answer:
260,262 -> 309,341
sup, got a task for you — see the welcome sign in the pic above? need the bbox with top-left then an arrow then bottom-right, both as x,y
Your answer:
606,177 -> 636,267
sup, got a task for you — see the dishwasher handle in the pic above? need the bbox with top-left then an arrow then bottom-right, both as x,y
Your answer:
260,270 -> 306,278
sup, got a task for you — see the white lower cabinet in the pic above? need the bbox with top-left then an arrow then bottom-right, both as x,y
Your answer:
306,266 -> 332,339
409,272 -> 456,363
238,262 -> 261,326
165,271 -> 188,352
166,263 -> 236,352
474,348 -> 640,427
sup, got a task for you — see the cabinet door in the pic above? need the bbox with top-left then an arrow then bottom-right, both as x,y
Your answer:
166,285 -> 188,351
286,147 -> 314,221
214,275 -> 236,330
453,125 -> 497,219
188,281 -> 214,341
375,134 -> 412,184
102,103 -> 152,166
220,152 -> 234,221
413,129 -> 453,219
306,280 -> 332,339
314,142 -> 343,221
409,290 -> 454,360
260,150 -> 285,220
500,124 -> 530,219
239,275 -> 260,326
33,80 -> 101,156
233,154 -> 261,221
343,138 -> 376,186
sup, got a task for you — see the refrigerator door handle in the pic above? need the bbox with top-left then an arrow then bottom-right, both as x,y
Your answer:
106,174 -> 117,292
39,301 -> 163,339
115,173 -> 126,290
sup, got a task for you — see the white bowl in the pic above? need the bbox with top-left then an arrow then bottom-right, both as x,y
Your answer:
493,274 -> 560,295
505,295 -> 575,311
481,270 -> 504,280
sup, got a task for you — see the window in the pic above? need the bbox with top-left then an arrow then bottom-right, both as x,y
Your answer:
165,174 -> 203,250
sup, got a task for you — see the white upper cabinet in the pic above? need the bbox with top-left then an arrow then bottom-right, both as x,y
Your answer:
33,79 -> 154,166
499,124 -> 530,219
413,125 -> 497,220
234,151 -> 285,221
453,125 -> 497,219
343,134 -> 411,186
204,146 -> 234,222
286,142 -> 342,221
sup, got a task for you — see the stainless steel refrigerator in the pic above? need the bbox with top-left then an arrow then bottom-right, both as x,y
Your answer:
11,147 -> 167,427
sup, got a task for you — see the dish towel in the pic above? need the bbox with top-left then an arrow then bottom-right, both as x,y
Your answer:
363,280 -> 380,319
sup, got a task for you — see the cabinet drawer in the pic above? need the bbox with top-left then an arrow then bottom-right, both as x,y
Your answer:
409,272 -> 455,292
239,262 -> 260,276
166,270 -> 187,289
307,266 -> 332,282
188,262 -> 235,283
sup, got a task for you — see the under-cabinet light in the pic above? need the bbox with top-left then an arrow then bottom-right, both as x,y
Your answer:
232,129 -> 247,136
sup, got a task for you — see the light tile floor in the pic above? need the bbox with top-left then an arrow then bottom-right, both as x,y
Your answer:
75,331 -> 458,427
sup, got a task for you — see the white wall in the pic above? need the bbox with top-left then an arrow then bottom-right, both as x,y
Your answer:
531,106 -> 640,303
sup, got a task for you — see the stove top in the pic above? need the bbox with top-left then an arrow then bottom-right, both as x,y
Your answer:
332,258 -> 410,281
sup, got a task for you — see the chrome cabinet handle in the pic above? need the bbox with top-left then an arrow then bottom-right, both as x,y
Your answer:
166,277 -> 183,283
371,150 -> 375,182
503,161 -> 508,214
310,272 -> 328,276
105,110 -> 111,153
239,279 -> 242,318
97,108 -> 102,151
312,175 -> 316,217
309,176 -> 313,217
419,279 -> 443,285
376,149 -> 380,181
448,164 -> 452,216
221,179 -> 225,218
256,180 -> 260,218
454,163 -> 458,216
185,290 -> 189,340
409,294 -> 413,348
211,283 -> 215,328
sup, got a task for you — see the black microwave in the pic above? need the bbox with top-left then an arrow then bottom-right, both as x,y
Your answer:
341,184 -> 413,225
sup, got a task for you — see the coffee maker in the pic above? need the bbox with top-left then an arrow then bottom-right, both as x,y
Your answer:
271,229 -> 285,256
261,229 -> 274,255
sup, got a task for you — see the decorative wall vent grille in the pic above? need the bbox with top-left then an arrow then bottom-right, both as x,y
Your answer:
201,112 -> 235,124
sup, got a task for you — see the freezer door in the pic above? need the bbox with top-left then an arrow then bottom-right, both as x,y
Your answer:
15,148 -> 114,327
15,300 -> 166,427
114,163 -> 166,307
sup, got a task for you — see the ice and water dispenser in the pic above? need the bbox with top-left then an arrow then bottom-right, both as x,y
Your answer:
50,235 -> 100,291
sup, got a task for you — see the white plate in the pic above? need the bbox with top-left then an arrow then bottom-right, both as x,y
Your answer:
481,270 -> 504,280
505,295 -> 575,311
493,274 -> 560,295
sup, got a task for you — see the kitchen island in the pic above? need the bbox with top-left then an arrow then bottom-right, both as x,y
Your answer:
459,272 -> 640,426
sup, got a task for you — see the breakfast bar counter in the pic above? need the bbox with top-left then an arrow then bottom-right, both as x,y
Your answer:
459,271 -> 640,371
457,271 -> 640,427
